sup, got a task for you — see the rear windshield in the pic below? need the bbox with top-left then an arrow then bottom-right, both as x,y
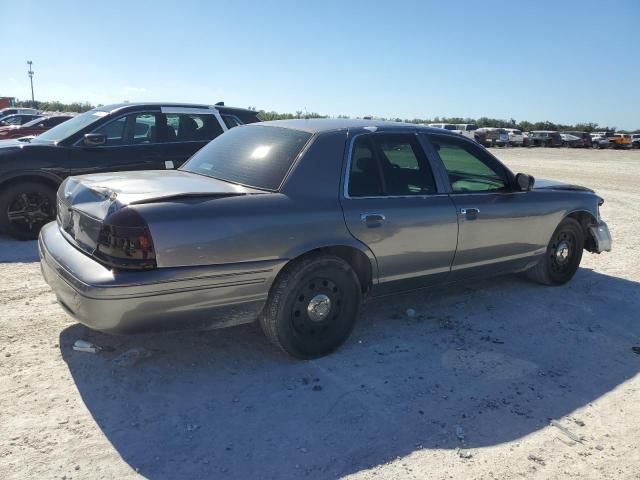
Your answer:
181,125 -> 312,190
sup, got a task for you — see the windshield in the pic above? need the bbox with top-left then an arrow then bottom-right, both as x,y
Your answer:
182,125 -> 312,190
21,117 -> 46,128
0,115 -> 23,125
32,110 -> 108,143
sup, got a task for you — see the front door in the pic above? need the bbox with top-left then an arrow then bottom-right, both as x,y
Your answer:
425,133 -> 547,279
340,131 -> 458,294
67,112 -> 166,175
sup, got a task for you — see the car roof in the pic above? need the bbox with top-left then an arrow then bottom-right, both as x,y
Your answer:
253,118 -> 452,134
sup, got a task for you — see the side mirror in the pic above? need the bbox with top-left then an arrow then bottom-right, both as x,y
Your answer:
83,133 -> 106,147
515,173 -> 535,191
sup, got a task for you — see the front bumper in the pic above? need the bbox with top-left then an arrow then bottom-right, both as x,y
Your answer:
589,220 -> 612,253
39,222 -> 280,334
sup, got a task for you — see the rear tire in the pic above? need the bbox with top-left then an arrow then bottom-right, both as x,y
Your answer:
260,254 -> 362,359
526,218 -> 584,285
0,181 -> 57,240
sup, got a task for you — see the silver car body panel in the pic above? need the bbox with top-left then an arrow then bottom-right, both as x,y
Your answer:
39,120 -> 611,334
39,222 -> 279,332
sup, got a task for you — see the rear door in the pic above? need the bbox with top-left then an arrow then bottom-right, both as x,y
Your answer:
340,130 -> 458,294
67,111 -> 166,175
160,107 -> 225,169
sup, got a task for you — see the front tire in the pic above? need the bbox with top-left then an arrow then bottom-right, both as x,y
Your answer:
260,254 -> 362,359
0,181 -> 57,240
526,218 -> 584,285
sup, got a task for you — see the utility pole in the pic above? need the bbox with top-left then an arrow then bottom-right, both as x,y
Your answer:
27,61 -> 35,108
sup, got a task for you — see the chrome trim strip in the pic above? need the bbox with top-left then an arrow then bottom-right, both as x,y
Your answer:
160,106 -> 217,115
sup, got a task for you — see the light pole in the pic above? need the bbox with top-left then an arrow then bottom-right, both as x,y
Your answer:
27,61 -> 35,108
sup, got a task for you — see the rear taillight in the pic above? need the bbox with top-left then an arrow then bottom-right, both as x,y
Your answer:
95,208 -> 156,270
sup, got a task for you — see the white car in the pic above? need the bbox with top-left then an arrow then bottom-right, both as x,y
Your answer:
454,123 -> 480,141
590,132 -> 611,149
427,123 -> 458,131
505,128 -> 524,146
0,107 -> 39,118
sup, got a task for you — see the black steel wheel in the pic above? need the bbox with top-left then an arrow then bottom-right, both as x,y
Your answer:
526,217 -> 584,285
260,254 -> 362,359
0,181 -> 57,240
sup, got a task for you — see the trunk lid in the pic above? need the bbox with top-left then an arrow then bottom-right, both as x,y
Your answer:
57,170 -> 263,255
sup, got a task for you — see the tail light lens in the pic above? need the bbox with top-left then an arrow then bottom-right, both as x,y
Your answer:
95,208 -> 156,270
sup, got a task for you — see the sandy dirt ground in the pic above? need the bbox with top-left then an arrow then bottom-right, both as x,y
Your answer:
0,148 -> 639,480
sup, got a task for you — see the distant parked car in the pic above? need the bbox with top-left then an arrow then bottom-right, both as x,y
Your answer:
590,132 -> 613,149
505,128 -> 525,146
0,115 -> 72,140
560,133 -> 582,148
427,123 -> 458,131
39,119 -> 612,359
454,123 -> 486,144
476,127 -> 509,147
561,131 -> 592,148
0,113 -> 42,126
529,131 -> 563,147
609,133 -> 632,149
0,107 -> 39,118
631,134 -> 640,149
0,101 -> 261,239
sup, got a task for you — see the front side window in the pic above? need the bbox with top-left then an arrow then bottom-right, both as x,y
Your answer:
91,113 -> 158,146
428,134 -> 509,193
348,133 -> 437,197
132,114 -> 157,144
93,116 -> 127,146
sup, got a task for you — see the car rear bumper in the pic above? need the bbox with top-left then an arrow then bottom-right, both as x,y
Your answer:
38,222 -> 281,334
589,220 -> 612,253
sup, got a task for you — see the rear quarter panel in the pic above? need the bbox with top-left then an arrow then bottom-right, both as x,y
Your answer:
138,130 -> 374,275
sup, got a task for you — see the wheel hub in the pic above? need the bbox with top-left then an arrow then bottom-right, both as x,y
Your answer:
307,294 -> 331,322
555,241 -> 570,263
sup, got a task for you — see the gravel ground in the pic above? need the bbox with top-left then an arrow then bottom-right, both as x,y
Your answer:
1,148 -> 639,480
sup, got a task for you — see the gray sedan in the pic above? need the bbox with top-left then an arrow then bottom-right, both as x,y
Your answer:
39,119 -> 612,358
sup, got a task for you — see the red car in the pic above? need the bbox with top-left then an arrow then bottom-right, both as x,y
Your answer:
0,115 -> 73,140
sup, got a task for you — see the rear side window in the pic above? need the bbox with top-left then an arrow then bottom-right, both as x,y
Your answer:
165,113 -> 223,142
221,114 -> 243,129
348,136 -> 383,197
348,133 -> 437,197
182,125 -> 311,190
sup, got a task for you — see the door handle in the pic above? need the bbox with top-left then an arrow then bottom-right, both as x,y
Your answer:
361,213 -> 386,228
460,208 -> 480,219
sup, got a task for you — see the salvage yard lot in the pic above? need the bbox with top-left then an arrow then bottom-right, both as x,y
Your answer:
1,148 -> 639,479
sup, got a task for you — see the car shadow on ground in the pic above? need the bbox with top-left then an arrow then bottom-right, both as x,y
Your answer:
0,235 -> 39,263
59,268 -> 640,479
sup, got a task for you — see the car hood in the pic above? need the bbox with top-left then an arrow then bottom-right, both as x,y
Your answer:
60,169 -> 266,220
0,138 -> 28,149
533,178 -> 594,193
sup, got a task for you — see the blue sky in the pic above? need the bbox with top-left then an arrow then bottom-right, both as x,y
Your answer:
2,0 -> 639,128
